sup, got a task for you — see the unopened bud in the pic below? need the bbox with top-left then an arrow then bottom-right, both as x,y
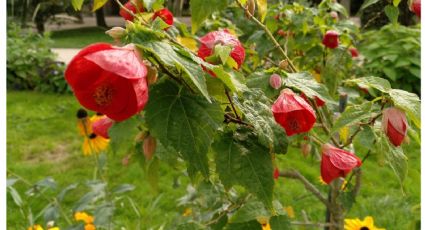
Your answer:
246,0 -> 256,18
122,154 -> 131,166
301,143 -> 311,158
146,65 -> 158,85
134,131 -> 148,143
279,60 -> 289,70
269,74 -> 282,89
330,11 -> 338,20
105,27 -> 126,41
143,135 -> 157,160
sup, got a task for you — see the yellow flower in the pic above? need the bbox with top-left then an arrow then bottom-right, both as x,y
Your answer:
28,225 -> 43,230
261,223 -> 271,230
74,211 -> 94,224
345,216 -> 385,230
48,228 -> 60,230
82,135 -> 109,156
182,208 -> 192,217
284,206 -> 295,219
84,224 -> 96,230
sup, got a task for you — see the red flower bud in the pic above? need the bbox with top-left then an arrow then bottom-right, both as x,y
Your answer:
143,135 -> 157,160
269,74 -> 282,89
277,29 -> 287,37
411,0 -> 421,18
300,93 -> 325,107
65,43 -> 149,121
119,1 -> 144,21
198,30 -> 246,69
273,168 -> 280,179
349,47 -> 359,58
320,144 -> 362,184
272,89 -> 316,136
301,143 -> 311,158
330,11 -> 338,20
382,107 -> 408,147
322,30 -> 339,49
153,8 -> 174,28
92,116 -> 114,139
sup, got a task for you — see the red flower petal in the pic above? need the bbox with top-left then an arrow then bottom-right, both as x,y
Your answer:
120,1 -> 144,21
153,8 -> 174,26
382,107 -> 408,147
322,30 -> 339,49
92,116 -> 115,139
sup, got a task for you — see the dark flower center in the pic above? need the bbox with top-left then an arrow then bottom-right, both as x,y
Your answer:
89,133 -> 97,139
93,84 -> 114,106
360,227 -> 370,230
76,109 -> 88,119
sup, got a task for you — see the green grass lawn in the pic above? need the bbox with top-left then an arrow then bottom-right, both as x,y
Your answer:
7,91 -> 420,229
50,27 -> 114,48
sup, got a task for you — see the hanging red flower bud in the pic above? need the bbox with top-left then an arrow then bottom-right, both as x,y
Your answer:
65,43 -> 149,121
320,144 -> 362,184
300,93 -> 325,107
120,1 -> 144,21
272,89 -> 316,136
330,11 -> 338,20
411,0 -> 421,18
92,116 -> 114,139
349,47 -> 359,58
322,30 -> 339,49
273,168 -> 280,179
153,8 -> 174,27
382,107 -> 408,147
269,74 -> 282,89
198,30 -> 246,69
143,135 -> 157,160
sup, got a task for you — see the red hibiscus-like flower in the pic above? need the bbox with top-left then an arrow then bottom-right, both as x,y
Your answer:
349,47 -> 359,58
198,30 -> 246,69
120,1 -> 144,21
272,89 -> 316,136
382,107 -> 408,147
322,30 -> 339,49
300,93 -> 325,107
273,168 -> 280,179
92,116 -> 115,139
65,43 -> 149,122
321,144 -> 362,184
153,8 -> 174,27
411,0 -> 421,18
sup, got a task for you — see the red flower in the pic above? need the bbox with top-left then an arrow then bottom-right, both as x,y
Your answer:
411,0 -> 421,18
322,30 -> 339,49
272,89 -> 316,136
273,168 -> 280,179
300,93 -> 325,107
349,47 -> 359,58
153,8 -> 174,27
382,107 -> 408,147
320,144 -> 362,184
269,74 -> 282,89
65,43 -> 149,122
198,30 -> 246,69
92,116 -> 114,139
120,1 -> 144,21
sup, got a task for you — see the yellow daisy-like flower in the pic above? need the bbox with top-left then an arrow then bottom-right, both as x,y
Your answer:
84,224 -> 96,230
28,225 -> 43,230
345,216 -> 385,230
261,223 -> 271,230
48,228 -> 60,230
82,135 -> 109,156
182,208 -> 192,217
284,206 -> 295,219
74,211 -> 94,224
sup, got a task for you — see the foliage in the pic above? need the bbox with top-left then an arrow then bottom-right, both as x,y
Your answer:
358,24 -> 421,95
7,23 -> 69,93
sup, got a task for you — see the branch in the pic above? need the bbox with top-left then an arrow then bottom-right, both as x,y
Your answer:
310,100 -> 340,147
291,221 -> 336,227
225,89 -> 241,120
279,169 -> 332,210
235,0 -> 298,73
224,114 -> 253,128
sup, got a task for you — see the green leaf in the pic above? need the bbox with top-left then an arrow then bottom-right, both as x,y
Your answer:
384,5 -> 399,24
393,0 -> 401,7
147,158 -> 160,191
112,184 -> 135,194
145,80 -> 223,178
359,0 -> 380,11
331,102 -> 373,133
57,183 -> 78,202
225,220 -> 262,230
92,0 -> 108,12
345,76 -> 391,93
329,2 -> 348,17
376,133 -> 408,185
234,89 -> 288,154
269,215 -> 291,230
109,117 -> 140,154
136,41 -> 211,101
246,72 -> 280,98
256,0 -> 268,22
229,201 -> 269,223
144,0 -> 164,11
71,0 -> 84,11
284,72 -> 333,104
213,130 -> 274,209
214,44 -> 232,64
389,89 -> 421,128
212,68 -> 248,94
190,0 -> 228,33
8,186 -> 23,207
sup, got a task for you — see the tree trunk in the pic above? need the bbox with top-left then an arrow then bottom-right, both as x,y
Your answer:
95,7 -> 108,28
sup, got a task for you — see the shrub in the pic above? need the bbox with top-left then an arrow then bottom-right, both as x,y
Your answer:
7,23 -> 69,93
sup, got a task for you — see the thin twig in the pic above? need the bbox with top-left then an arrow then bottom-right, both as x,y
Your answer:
291,221 -> 336,227
224,114 -> 253,128
225,89 -> 241,120
311,100 -> 340,147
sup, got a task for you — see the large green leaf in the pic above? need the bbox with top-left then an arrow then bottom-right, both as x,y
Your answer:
256,0 -> 267,22
345,76 -> 391,93
213,130 -> 274,209
389,89 -> 421,128
234,89 -> 288,154
225,221 -> 262,230
145,80 -> 223,178
384,5 -> 399,24
71,0 -> 84,11
269,215 -> 291,230
359,0 -> 380,11
92,0 -> 108,11
246,72 -> 280,98
228,201 -> 269,223
331,102 -> 374,133
135,41 -> 211,102
376,133 -> 408,185
284,72 -> 334,104
109,117 -> 140,154
190,0 -> 228,33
